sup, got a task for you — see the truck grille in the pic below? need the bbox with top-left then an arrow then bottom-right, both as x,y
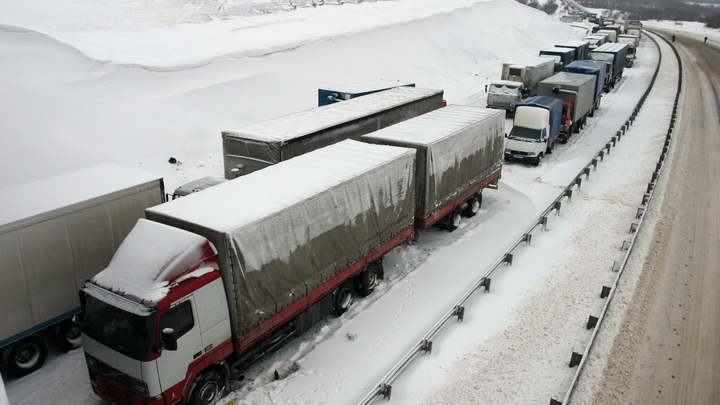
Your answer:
87,354 -> 148,401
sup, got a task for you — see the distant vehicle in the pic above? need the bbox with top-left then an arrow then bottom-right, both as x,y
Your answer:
317,79 -> 415,106
0,164 -> 164,376
222,87 -> 444,179
537,72 -> 596,136
556,40 -> 592,61
597,29 -> 618,43
486,56 -> 556,111
617,35 -> 639,67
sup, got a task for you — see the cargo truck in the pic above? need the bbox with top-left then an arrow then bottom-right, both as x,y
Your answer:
537,72 -> 596,136
503,96 -> 563,166
362,105 -> 504,231
617,35 -> 639,67
597,29 -> 618,43
80,140 -> 418,405
222,86 -> 443,179
0,164 -> 165,376
556,40 -> 591,61
486,57 -> 556,111
318,79 -> 415,106
564,60 -> 607,115
539,47 -> 576,71
591,43 -> 628,86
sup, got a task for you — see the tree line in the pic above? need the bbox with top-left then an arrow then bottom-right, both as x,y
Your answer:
576,0 -> 720,28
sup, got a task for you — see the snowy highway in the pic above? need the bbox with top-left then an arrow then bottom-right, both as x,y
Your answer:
0,1 -> 700,405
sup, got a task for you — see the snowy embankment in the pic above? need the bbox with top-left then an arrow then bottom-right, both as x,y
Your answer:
1,1 -> 679,405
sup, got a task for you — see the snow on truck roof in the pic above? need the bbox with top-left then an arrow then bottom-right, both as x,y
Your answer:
146,140 -> 415,233
361,105 -> 503,146
504,56 -> 555,67
319,79 -> 415,93
222,87 -> 442,143
0,164 -> 161,231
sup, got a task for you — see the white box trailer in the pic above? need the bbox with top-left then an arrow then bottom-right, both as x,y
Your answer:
0,164 -> 164,376
222,87 -> 443,179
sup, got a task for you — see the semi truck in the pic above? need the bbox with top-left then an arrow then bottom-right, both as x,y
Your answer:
80,140 -> 417,405
591,43 -> 628,86
362,105 -> 504,231
0,164 -> 165,376
555,40 -> 591,61
597,29 -> 618,43
318,79 -> 415,106
222,86 -> 443,179
539,47 -> 576,71
537,72 -> 596,136
503,96 -> 563,166
617,35 -> 639,67
486,57 -> 556,111
564,60 -> 608,115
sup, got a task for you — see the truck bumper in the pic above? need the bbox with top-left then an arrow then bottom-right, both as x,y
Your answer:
504,149 -> 538,163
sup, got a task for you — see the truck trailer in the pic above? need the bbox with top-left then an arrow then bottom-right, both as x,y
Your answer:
504,96 -> 563,166
80,140 -> 417,405
617,35 -> 639,67
318,79 -> 415,106
537,72 -> 596,136
362,105 -> 504,231
591,43 -> 628,86
222,86 -> 443,179
555,40 -> 591,61
564,60 -> 608,114
539,47 -> 576,71
0,164 -> 164,376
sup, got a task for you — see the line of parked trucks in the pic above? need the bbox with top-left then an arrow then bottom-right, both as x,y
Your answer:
1,23 -> 641,405
491,23 -> 637,165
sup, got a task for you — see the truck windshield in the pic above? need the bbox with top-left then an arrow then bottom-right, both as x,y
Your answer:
509,126 -> 542,141
82,295 -> 156,361
489,84 -> 520,94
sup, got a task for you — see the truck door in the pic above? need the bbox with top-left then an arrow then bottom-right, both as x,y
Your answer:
156,297 -> 203,395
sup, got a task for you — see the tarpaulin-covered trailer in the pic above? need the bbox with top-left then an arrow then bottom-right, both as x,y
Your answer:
0,164 -> 164,376
222,87 -> 443,179
555,40 -> 591,61
318,79 -> 415,106
362,105 -> 504,230
537,72 -> 596,134
146,140 -> 416,340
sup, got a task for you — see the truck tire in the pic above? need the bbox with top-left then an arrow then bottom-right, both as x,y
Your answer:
463,194 -> 482,217
188,369 -> 226,405
357,262 -> 382,296
55,319 -> 82,352
3,335 -> 49,377
534,153 -> 542,166
333,281 -> 355,315
445,207 -> 463,231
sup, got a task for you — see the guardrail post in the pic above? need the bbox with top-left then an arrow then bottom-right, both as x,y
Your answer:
504,253 -> 513,266
587,315 -> 599,329
550,399 -> 563,405
454,305 -> 465,322
612,261 -> 621,272
622,240 -> 631,251
379,383 -> 392,400
630,223 -> 639,233
583,167 -> 591,179
641,193 -> 650,206
523,233 -> 532,246
592,158 -> 598,169
636,207 -> 645,219
606,143 -> 612,154
421,340 -> 433,355
617,130 -> 622,140
611,136 -> 617,147
565,188 -> 573,202
599,150 -> 605,161
540,216 -> 549,231
575,177 -> 582,190
481,277 -> 492,293
569,352 -> 583,368
554,201 -> 562,216
601,286 -> 611,299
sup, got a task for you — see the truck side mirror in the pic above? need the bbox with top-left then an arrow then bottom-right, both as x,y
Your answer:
162,328 -> 178,351
504,133 -> 508,138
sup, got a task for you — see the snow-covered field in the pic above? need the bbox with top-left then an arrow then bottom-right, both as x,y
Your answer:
0,0 -> 694,404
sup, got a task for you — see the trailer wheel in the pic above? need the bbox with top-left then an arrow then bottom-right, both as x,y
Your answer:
3,336 -> 48,377
188,369 -> 226,405
534,153 -> 542,167
445,207 -> 463,232
55,319 -> 82,352
463,194 -> 481,217
333,281 -> 355,315
357,262 -> 382,296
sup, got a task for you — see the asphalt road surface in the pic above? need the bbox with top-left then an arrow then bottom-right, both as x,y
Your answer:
584,30 -> 720,405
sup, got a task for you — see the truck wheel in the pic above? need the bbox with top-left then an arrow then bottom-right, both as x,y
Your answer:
463,194 -> 482,217
534,153 -> 542,166
3,336 -> 49,377
446,207 -> 462,231
55,319 -> 82,352
333,281 -> 355,315
357,262 -> 382,296
188,369 -> 226,405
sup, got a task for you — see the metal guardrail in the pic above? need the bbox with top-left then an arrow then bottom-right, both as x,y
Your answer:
552,29 -> 684,405
356,30 -> 672,405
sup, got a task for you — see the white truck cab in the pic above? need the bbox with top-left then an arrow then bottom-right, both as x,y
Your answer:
505,105 -> 551,166
487,80 -> 524,111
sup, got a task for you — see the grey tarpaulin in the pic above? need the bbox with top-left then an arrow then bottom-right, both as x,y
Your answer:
147,140 -> 416,337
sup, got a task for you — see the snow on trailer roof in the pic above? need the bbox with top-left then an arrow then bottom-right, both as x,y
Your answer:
223,87 -> 442,143
319,79 -> 415,94
505,55 -> 556,67
0,164 -> 161,230
361,105 -> 503,146
540,47 -> 575,54
593,42 -> 629,53
540,71 -> 594,86
146,140 -> 415,233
